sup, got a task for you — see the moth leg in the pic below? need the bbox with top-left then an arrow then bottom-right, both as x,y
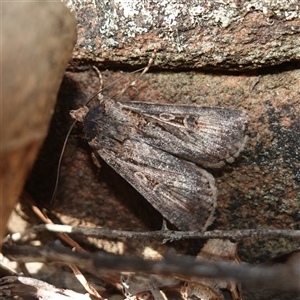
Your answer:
116,50 -> 157,98
160,219 -> 170,231
91,151 -> 101,169
131,49 -> 157,85
92,66 -> 104,103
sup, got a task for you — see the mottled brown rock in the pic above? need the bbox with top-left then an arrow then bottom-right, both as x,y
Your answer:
27,66 -> 299,262
1,2 -> 77,246
65,0 -> 300,70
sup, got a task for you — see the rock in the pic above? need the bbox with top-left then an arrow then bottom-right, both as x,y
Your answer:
66,0 -> 300,70
1,1 -> 77,246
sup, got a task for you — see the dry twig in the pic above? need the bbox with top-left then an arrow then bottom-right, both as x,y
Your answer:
2,243 -> 299,292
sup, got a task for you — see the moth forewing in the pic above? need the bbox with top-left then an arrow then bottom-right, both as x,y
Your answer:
88,138 -> 217,231
70,96 -> 247,231
118,101 -> 248,168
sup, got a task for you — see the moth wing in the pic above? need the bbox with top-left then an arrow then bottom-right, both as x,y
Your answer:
89,138 -> 217,231
122,102 -> 248,168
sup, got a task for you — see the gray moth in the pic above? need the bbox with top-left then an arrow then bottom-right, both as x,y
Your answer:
70,97 -> 248,231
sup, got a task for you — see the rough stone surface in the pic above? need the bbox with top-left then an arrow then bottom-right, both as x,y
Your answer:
65,0 -> 300,70
26,65 -> 299,260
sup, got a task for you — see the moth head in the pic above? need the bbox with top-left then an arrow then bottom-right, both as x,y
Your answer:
70,106 -> 89,123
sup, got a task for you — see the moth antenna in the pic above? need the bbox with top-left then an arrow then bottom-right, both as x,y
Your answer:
50,120 -> 77,205
92,66 -> 103,90
50,67 -> 143,205
50,66 -> 104,205
51,53 -> 157,204
115,50 -> 156,98
85,65 -> 152,105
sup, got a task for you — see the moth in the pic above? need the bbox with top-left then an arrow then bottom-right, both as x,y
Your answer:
70,95 -> 248,231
